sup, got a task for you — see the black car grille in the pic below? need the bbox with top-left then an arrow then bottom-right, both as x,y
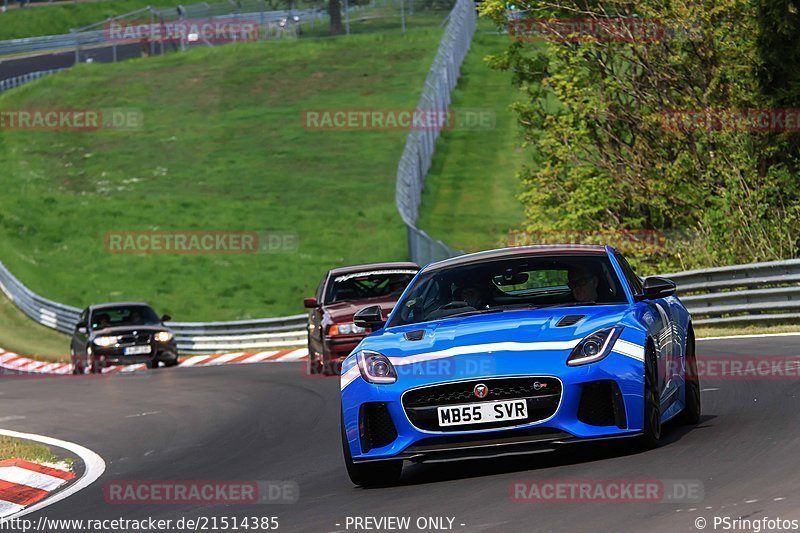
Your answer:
359,403 -> 398,453
577,380 -> 627,428
402,377 -> 562,432
117,333 -> 152,345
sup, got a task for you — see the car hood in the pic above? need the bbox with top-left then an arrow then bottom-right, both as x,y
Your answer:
91,325 -> 169,336
360,305 -> 631,358
324,298 -> 397,323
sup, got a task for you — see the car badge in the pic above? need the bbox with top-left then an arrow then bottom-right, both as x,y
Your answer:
474,383 -> 489,399
533,381 -> 547,391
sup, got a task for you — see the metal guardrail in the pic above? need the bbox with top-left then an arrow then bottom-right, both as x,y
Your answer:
0,68 -> 66,93
394,0 -> 474,266
2,255 -> 799,355
665,258 -> 800,325
0,261 -> 306,354
0,6 -> 320,59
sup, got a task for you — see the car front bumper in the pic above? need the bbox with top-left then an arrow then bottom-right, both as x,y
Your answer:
341,341 -> 649,463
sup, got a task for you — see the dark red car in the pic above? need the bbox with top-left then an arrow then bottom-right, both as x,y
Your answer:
304,262 -> 420,375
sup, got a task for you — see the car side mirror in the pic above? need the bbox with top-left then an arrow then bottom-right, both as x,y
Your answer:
303,297 -> 318,309
637,277 -> 677,300
354,305 -> 385,329
76,322 -> 87,334
161,314 -> 172,322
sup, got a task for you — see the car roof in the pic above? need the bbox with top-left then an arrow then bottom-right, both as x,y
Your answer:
327,261 -> 420,276
423,245 -> 612,272
89,302 -> 153,311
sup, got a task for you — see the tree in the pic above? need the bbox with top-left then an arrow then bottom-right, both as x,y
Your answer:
481,0 -> 800,272
329,0 -> 344,34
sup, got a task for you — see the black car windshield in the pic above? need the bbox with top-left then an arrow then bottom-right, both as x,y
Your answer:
324,269 -> 417,304
388,255 -> 628,327
90,305 -> 161,329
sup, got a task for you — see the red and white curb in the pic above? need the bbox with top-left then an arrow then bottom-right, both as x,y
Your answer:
0,348 -> 309,375
0,459 -> 75,517
0,429 -> 105,521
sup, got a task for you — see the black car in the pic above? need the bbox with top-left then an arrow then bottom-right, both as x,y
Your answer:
70,302 -> 179,374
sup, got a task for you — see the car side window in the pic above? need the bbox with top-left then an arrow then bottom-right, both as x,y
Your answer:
315,278 -> 325,303
616,253 -> 643,295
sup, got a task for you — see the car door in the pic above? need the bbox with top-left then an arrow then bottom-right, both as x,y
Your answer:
615,253 -> 679,407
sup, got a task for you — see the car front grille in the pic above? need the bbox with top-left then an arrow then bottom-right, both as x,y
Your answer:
402,377 -> 562,432
117,333 -> 152,345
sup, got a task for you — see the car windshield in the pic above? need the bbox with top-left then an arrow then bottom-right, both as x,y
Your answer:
388,255 -> 627,327
324,269 -> 417,304
90,305 -> 161,329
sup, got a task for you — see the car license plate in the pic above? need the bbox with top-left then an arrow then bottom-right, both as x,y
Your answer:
437,399 -> 528,427
124,345 -> 152,355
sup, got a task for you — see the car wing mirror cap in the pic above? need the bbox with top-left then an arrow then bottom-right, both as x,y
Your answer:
303,297 -> 318,309
354,305 -> 385,329
637,276 -> 677,300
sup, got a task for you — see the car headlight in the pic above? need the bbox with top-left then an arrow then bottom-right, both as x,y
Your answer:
356,350 -> 397,384
566,327 -> 623,366
94,336 -> 119,347
154,331 -> 173,342
328,322 -> 366,336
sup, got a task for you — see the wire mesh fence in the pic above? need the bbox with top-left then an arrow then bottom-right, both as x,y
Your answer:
394,0 -> 474,265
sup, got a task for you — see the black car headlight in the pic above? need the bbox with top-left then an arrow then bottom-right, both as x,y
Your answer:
567,327 -> 623,366
356,350 -> 397,384
154,331 -> 173,342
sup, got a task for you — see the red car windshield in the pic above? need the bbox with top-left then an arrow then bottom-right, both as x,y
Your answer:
324,270 -> 417,304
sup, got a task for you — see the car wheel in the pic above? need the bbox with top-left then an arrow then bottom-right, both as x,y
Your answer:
71,349 -> 83,375
146,357 -> 158,369
676,329 -> 701,425
639,342 -> 663,449
89,355 -> 102,374
307,347 -> 319,375
341,411 -> 402,487
322,356 -> 336,376
161,353 -> 179,367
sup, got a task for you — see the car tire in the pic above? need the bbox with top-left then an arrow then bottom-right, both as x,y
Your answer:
639,341 -> 663,449
341,411 -> 402,487
71,349 -> 83,375
322,356 -> 336,376
89,355 -> 102,374
162,354 -> 179,368
146,358 -> 158,369
676,329 -> 701,426
307,346 -> 320,375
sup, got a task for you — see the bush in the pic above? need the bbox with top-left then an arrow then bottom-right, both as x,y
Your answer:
481,0 -> 800,273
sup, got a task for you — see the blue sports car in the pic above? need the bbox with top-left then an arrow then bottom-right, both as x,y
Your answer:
340,245 -> 701,486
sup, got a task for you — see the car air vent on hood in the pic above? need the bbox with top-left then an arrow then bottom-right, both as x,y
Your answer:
404,330 -> 425,341
556,315 -> 585,327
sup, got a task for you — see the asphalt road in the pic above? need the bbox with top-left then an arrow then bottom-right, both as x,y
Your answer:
0,44 -> 144,81
1,335 -> 799,533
